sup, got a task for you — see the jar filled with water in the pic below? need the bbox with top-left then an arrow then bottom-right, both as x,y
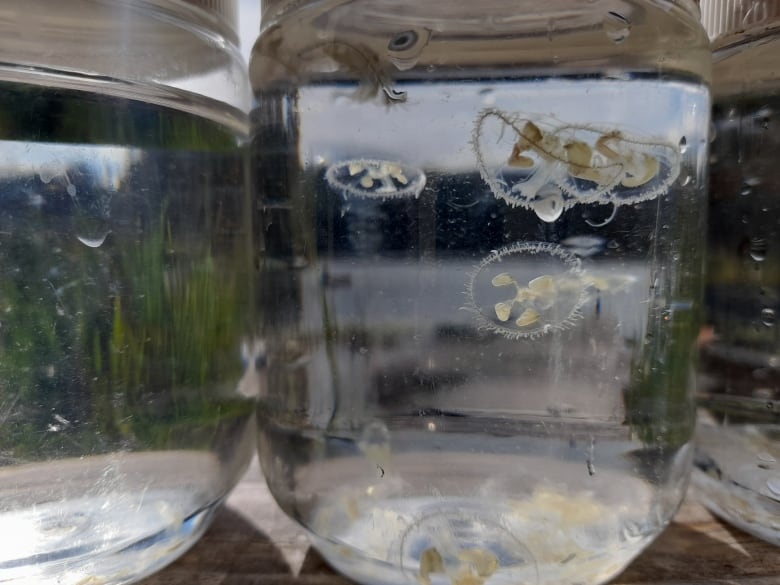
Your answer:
695,0 -> 780,545
0,2 -> 255,584
252,2 -> 711,584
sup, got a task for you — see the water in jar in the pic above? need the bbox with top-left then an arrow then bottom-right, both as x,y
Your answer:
253,4 -> 710,585
695,91 -> 780,545
0,82 -> 255,584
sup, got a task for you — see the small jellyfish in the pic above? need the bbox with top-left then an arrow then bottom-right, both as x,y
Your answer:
472,108 -> 681,216
464,242 -> 588,340
325,159 -> 426,200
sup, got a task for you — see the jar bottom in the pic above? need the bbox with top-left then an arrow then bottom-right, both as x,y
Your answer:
0,452 -> 232,585
305,492 -> 664,585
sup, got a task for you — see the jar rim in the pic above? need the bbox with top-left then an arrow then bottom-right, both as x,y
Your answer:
701,0 -> 780,42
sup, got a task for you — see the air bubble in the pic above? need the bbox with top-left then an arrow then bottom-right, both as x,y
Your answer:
750,237 -> 767,261
38,162 -> 62,184
77,232 -> 109,248
387,27 -> 431,71
480,87 -> 496,106
678,136 -> 688,154
359,420 -> 391,475
755,106 -> 772,130
532,185 -> 564,222
761,308 -> 776,327
603,12 -> 631,44
766,477 -> 780,500
388,30 -> 419,52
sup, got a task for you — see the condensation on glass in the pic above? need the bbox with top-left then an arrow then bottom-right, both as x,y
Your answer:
252,2 -> 711,584
0,2 -> 255,584
695,0 -> 780,547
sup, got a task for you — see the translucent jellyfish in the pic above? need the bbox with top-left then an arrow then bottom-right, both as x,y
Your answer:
325,159 -> 426,200
472,108 -> 681,218
464,242 -> 588,340
465,242 -> 637,340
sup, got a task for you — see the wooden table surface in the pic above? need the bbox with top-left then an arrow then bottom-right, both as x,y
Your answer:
140,458 -> 780,585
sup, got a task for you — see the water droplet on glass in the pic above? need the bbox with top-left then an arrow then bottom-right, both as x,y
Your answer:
77,232 -> 109,248
603,12 -> 631,44
38,162 -> 62,184
766,477 -> 780,500
678,136 -> 688,153
532,185 -> 564,223
359,420 -> 391,475
679,174 -> 692,187
750,237 -> 767,261
480,87 -> 496,106
761,308 -> 776,327
755,106 -> 771,130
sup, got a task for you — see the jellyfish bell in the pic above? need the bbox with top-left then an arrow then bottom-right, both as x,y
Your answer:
325,158 -> 427,200
464,242 -> 588,340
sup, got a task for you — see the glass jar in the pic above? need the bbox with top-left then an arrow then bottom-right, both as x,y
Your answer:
0,2 -> 254,584
695,0 -> 780,546
251,2 -> 711,584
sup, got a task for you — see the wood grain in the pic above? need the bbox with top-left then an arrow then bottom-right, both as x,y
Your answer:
140,458 -> 780,585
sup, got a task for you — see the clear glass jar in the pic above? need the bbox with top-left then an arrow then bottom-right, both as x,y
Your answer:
695,0 -> 780,546
0,2 -> 255,584
251,2 -> 711,584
